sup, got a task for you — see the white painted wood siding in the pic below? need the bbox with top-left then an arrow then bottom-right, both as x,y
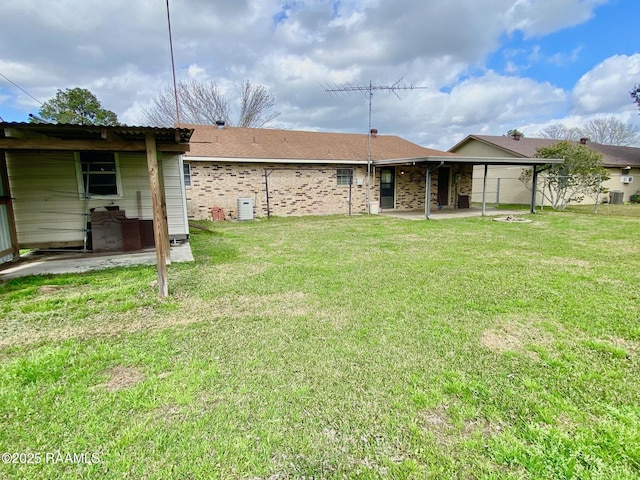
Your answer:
7,151 -> 188,249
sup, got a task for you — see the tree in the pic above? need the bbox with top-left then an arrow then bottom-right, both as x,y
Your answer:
580,117 -> 639,146
535,117 -> 639,146
536,124 -> 583,141
34,88 -> 119,125
142,79 -> 280,128
506,128 -> 524,138
631,83 -> 640,112
519,141 -> 610,210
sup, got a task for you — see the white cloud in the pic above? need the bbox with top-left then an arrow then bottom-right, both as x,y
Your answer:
506,0 -> 608,37
572,54 -> 640,113
0,0 -> 625,150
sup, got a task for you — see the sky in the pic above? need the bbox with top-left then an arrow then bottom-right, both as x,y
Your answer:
0,0 -> 639,151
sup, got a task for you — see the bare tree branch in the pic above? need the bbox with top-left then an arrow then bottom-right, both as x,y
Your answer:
535,117 -> 639,146
140,79 -> 278,128
580,117 -> 639,146
237,80 -> 280,128
536,124 -> 583,141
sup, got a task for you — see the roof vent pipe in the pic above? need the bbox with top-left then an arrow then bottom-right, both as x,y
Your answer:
580,137 -> 589,144
216,120 -> 226,129
370,128 -> 378,138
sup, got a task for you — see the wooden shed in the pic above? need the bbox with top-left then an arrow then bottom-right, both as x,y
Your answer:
0,122 -> 193,296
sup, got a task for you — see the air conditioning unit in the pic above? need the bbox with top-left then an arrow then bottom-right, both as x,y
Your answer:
621,175 -> 633,184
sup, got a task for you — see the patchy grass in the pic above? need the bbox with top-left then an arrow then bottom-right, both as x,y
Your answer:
565,203 -> 640,218
1,211 -> 639,479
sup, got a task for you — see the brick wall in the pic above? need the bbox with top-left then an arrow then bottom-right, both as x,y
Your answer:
185,161 -> 473,219
186,162 -> 374,219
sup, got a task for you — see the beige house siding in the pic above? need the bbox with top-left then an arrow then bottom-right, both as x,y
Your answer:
7,151 -> 188,248
453,140 -> 539,204
457,138 -> 639,205
472,165 -> 639,205
604,168 -> 639,202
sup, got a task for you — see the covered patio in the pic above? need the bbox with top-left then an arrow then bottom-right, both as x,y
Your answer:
372,155 -> 563,219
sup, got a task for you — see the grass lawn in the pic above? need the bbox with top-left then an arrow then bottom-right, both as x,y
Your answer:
1,210 -> 639,479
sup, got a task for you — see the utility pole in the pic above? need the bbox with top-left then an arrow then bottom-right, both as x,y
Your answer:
323,78 -> 427,212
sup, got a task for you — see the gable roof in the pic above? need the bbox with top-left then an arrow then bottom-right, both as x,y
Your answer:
184,124 -> 457,163
450,135 -> 640,168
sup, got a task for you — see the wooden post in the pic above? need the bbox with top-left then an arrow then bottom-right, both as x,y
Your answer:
145,133 -> 169,297
0,152 -> 20,261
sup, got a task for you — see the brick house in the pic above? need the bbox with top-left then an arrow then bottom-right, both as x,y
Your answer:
183,124 -> 475,219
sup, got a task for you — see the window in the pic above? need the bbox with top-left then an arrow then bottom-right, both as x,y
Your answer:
183,162 -> 191,187
337,168 -> 353,186
77,152 -> 120,197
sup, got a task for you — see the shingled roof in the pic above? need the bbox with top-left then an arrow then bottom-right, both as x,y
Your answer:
184,124 -> 456,162
450,135 -> 640,168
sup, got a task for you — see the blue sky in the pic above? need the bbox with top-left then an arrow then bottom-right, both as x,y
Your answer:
486,0 -> 638,89
0,0 -> 638,150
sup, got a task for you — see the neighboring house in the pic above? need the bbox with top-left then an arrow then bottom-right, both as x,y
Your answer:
450,135 -> 640,204
183,124 -> 556,220
0,123 -> 193,271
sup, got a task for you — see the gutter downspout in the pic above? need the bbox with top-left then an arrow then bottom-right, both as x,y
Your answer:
425,161 -> 444,219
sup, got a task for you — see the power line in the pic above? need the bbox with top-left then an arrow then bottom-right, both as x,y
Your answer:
166,0 -> 181,127
0,71 -> 44,105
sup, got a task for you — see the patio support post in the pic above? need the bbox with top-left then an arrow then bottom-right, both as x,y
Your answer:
145,133 -> 170,298
481,164 -> 488,216
425,169 -> 431,219
425,161 -> 444,219
530,165 -> 539,214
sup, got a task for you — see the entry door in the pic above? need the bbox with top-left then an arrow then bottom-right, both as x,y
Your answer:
437,167 -> 450,206
380,168 -> 395,209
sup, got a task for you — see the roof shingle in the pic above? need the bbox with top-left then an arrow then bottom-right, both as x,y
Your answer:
452,135 -> 640,168
185,124 -> 456,161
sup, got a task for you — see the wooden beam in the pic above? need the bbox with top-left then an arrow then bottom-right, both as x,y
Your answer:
145,133 -> 169,297
3,127 -> 50,140
0,152 -> 20,261
0,138 -> 190,153
100,128 -> 125,142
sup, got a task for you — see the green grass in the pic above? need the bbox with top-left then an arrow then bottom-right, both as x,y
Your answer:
1,211 -> 639,479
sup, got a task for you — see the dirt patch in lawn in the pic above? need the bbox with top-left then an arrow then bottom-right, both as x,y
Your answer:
92,366 -> 145,392
37,285 -> 64,295
480,316 -> 553,359
418,405 -> 499,446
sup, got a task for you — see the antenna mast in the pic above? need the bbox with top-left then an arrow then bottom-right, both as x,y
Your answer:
323,78 -> 427,212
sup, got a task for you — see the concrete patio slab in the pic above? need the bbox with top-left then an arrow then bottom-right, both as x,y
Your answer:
379,207 -> 531,220
0,242 -> 194,280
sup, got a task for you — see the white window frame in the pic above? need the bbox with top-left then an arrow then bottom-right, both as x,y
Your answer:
183,162 -> 192,187
75,152 -> 123,199
337,168 -> 353,186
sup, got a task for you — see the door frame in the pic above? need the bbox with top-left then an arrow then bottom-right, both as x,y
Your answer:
379,167 -> 395,209
437,166 -> 451,206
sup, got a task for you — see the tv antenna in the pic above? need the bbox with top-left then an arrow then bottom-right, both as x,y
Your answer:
322,78 -> 428,211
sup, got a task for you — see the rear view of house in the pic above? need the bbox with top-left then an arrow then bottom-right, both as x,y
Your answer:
183,124 -> 470,219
